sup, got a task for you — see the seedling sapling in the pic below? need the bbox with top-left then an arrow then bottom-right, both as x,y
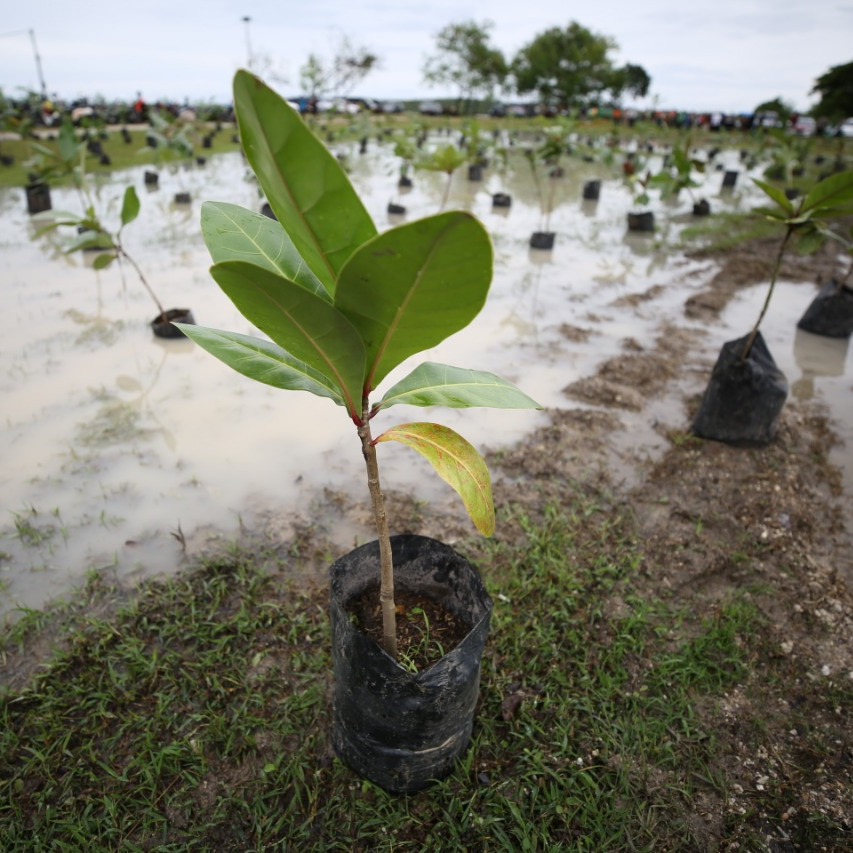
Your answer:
743,170 -> 853,358
178,71 -> 540,659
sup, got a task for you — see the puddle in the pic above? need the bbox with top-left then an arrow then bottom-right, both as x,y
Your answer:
1,139 -> 850,618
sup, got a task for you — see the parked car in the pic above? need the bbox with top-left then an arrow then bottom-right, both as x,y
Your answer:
793,116 -> 816,136
418,101 -> 443,115
839,117 -> 853,138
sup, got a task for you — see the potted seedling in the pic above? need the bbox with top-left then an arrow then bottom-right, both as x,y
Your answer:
177,70 -> 540,793
414,142 -> 468,211
692,170 -> 853,444
30,122 -> 195,337
523,129 -> 567,249
626,164 -> 656,233
648,138 -> 710,215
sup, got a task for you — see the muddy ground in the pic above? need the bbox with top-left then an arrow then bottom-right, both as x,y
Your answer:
3,227 -> 851,847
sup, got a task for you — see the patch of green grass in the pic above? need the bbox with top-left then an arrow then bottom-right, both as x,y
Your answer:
679,209 -> 782,253
0,492 -> 849,850
0,125 -> 242,189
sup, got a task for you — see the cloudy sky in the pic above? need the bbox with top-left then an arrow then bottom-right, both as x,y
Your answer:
1,0 -> 851,113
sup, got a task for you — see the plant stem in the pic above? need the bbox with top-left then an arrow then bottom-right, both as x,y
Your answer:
115,244 -> 167,321
357,400 -> 397,658
740,226 -> 793,360
440,172 -> 452,211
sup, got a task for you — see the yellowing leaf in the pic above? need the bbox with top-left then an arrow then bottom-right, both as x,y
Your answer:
375,422 -> 494,536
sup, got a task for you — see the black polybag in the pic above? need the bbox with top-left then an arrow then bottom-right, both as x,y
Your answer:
330,535 -> 492,793
692,331 -> 788,446
796,279 -> 853,338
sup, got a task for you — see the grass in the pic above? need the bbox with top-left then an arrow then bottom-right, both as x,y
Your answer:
0,124 -> 242,189
678,209 -> 782,253
3,485 -> 849,850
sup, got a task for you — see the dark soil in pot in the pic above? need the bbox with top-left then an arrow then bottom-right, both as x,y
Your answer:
796,279 -> 853,338
582,180 -> 601,201
530,231 -> 555,250
627,211 -> 655,232
151,308 -> 196,338
330,534 -> 492,794
691,331 -> 788,446
26,181 -> 51,215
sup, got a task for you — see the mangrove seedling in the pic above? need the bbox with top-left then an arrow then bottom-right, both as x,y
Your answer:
743,170 -> 853,358
178,70 -> 540,658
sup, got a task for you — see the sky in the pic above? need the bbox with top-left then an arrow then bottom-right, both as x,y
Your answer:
1,0 -> 851,114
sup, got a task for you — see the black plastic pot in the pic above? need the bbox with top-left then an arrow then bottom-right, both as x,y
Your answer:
26,181 -> 52,215
467,164 -> 482,182
174,192 -> 191,205
398,175 -> 413,189
693,199 -> 711,216
144,170 -> 159,187
796,279 -> 853,338
692,331 -> 788,446
491,192 -> 512,208
387,202 -> 406,215
582,180 -> 601,201
627,211 -> 655,232
530,231 -> 555,250
330,535 -> 492,794
722,170 -> 738,189
260,202 -> 276,220
151,308 -> 195,338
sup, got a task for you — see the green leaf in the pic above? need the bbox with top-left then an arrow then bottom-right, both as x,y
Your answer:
57,122 -> 79,163
335,211 -> 492,389
200,201 -> 328,301
232,69 -> 377,292
173,325 -> 344,405
120,186 -> 140,228
377,363 -> 542,411
752,178 -> 795,216
209,260 -> 365,417
63,230 -> 113,254
375,422 -> 494,536
93,252 -> 116,270
795,225 -> 826,255
801,170 -> 853,217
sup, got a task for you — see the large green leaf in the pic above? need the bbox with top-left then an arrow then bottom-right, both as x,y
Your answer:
377,363 -> 542,411
335,211 -> 493,390
173,325 -> 344,405
801,170 -> 853,217
209,260 -> 365,417
752,178 -> 794,216
232,70 -> 377,292
375,422 -> 494,536
201,201 -> 328,301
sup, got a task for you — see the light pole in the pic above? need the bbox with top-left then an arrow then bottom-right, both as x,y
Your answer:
241,16 -> 253,70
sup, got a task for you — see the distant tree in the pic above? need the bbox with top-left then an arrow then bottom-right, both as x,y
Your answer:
754,97 -> 795,125
511,22 -> 624,111
422,20 -> 507,114
298,35 -> 379,99
612,63 -> 651,101
810,60 -> 853,119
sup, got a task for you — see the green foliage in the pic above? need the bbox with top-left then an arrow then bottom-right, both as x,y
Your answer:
512,22 -> 621,110
422,20 -> 507,111
647,139 -> 704,199
181,70 -> 540,537
810,60 -> 853,120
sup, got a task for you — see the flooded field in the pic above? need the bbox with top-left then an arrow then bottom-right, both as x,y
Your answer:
1,133 -> 851,618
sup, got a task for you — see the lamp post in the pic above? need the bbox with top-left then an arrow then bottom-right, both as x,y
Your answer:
241,16 -> 253,70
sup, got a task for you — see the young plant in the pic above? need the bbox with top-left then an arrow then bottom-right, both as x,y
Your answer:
744,170 -> 853,357
178,71 -> 540,658
648,138 -> 705,202
414,143 -> 468,210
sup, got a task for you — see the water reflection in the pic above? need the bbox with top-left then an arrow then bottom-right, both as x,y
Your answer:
791,327 -> 850,400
